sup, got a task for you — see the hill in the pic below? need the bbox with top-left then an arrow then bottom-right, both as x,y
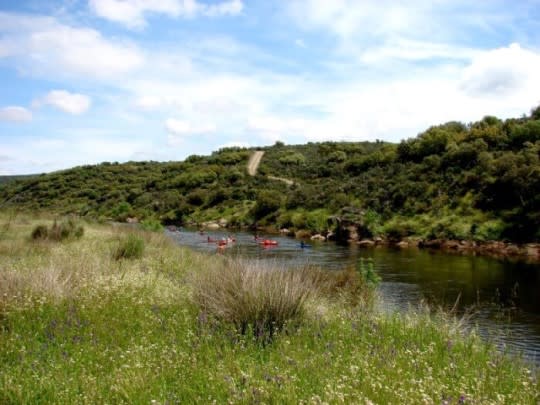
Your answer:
1,107 -> 539,243
0,174 -> 36,186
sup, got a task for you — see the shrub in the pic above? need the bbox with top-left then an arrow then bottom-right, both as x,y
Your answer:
31,224 -> 49,240
140,218 -> 164,232
306,265 -> 375,307
357,258 -> 381,286
113,234 -> 145,260
31,219 -> 84,242
192,259 -> 316,340
474,219 -> 506,242
305,209 -> 330,234
49,219 -> 85,241
383,218 -> 418,240
191,259 -> 375,341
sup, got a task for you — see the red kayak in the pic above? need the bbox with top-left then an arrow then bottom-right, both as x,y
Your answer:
259,239 -> 278,246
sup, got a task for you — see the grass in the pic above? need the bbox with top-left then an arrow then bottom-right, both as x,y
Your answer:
0,213 -> 538,404
191,259 -> 316,340
113,233 -> 145,260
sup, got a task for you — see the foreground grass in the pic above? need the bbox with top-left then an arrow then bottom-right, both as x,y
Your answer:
0,214 -> 538,404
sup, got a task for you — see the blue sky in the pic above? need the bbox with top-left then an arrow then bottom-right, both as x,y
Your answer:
1,0 -> 539,174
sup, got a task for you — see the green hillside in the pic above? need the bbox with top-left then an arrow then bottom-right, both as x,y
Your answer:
0,174 -> 36,186
1,107 -> 539,242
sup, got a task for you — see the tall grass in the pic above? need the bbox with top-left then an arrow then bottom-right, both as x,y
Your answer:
192,259 -> 317,339
30,218 -> 84,242
191,258 -> 381,340
113,233 -> 145,260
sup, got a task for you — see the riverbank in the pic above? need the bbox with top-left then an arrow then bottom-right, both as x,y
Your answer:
354,237 -> 540,263
1,215 -> 538,403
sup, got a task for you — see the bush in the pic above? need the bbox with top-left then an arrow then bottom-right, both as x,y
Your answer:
357,258 -> 381,286
383,218 -> 419,240
191,259 -> 375,341
305,209 -> 330,233
31,219 -> 84,242
113,234 -> 145,260
474,219 -> 506,241
49,219 -> 85,241
31,224 -> 49,240
192,259 -> 316,340
140,218 -> 164,232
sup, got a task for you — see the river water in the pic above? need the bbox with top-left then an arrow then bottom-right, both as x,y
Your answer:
166,228 -> 540,365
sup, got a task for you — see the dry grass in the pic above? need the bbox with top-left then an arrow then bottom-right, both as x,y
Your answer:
0,215 -> 202,316
190,259 -> 374,340
191,259 -> 317,338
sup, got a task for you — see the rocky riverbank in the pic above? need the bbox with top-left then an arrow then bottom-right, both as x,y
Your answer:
355,237 -> 540,262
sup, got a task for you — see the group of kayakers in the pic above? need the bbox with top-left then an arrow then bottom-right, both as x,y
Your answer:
207,235 -> 236,246
199,231 -> 312,251
202,232 -> 280,250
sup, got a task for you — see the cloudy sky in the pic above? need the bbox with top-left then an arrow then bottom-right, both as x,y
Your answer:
1,0 -> 539,174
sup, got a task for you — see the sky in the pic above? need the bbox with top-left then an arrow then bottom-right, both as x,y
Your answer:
1,0 -> 539,175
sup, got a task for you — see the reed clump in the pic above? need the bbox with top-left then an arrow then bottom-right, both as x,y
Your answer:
191,259 -> 376,340
113,233 -> 145,260
192,259 -> 318,339
30,218 -> 84,242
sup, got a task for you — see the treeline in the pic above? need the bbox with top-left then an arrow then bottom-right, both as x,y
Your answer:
1,107 -> 539,242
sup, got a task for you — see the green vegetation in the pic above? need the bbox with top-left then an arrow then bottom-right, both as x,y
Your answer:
1,108 -> 539,243
113,233 -> 145,260
0,215 -> 537,403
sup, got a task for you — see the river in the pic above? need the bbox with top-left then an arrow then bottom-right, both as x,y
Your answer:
166,228 -> 540,365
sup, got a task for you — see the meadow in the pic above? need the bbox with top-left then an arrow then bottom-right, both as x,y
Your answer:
0,214 -> 538,404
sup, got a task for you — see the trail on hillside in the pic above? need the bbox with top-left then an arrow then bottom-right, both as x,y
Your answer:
247,151 -> 264,176
268,175 -> 294,186
247,151 -> 295,186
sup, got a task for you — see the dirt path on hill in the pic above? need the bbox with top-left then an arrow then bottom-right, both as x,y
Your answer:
247,150 -> 295,186
268,175 -> 294,186
247,151 -> 264,176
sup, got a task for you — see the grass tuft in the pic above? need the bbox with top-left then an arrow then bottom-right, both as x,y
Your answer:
191,259 -> 376,341
113,233 -> 145,260
31,218 -> 84,242
30,224 -> 48,240
192,259 -> 317,340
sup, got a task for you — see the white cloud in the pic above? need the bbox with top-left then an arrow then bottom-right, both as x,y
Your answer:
0,12 -> 144,79
89,0 -> 243,28
0,106 -> 32,122
204,0 -> 243,17
89,0 -> 186,28
288,0 -> 422,39
133,95 -> 163,110
460,43 -> 540,97
165,118 -> 216,145
34,90 -> 91,115
218,141 -> 251,149
359,39 -> 478,63
247,116 -> 310,142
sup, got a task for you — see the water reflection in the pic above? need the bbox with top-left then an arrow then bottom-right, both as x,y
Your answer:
167,228 -> 540,364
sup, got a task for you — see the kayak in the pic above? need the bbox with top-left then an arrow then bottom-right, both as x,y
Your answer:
259,239 -> 278,246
